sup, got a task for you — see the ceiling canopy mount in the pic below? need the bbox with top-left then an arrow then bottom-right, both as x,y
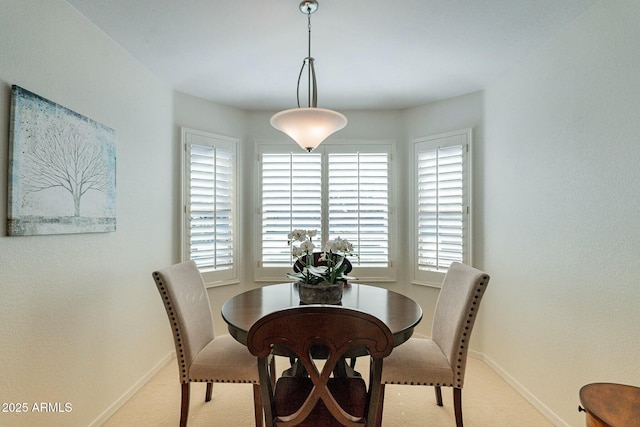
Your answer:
299,0 -> 318,15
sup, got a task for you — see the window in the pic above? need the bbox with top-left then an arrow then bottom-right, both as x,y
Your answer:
413,129 -> 472,287
181,128 -> 237,287
256,142 -> 394,282
261,152 -> 322,266
328,152 -> 389,267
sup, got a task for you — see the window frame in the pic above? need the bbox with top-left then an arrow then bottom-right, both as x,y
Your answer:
412,129 -> 473,288
254,140 -> 396,283
181,128 -> 239,288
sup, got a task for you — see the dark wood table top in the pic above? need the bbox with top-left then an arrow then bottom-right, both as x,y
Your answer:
222,282 -> 423,349
579,383 -> 640,427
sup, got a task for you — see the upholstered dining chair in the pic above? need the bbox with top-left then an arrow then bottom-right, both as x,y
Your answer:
152,261 -> 263,427
247,305 -> 394,427
378,262 -> 490,427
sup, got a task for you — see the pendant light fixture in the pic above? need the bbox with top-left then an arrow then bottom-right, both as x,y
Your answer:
270,0 -> 347,152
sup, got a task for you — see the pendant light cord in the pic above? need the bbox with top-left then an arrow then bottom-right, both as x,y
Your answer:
296,5 -> 317,108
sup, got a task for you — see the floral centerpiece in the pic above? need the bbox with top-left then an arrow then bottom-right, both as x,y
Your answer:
286,229 -> 356,304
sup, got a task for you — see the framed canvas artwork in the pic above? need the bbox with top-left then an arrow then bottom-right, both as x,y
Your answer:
7,85 -> 117,236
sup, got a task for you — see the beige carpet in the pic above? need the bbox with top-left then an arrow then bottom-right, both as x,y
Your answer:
103,356 -> 552,426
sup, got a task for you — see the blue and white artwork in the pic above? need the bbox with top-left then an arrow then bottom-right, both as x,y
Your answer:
7,86 -> 117,235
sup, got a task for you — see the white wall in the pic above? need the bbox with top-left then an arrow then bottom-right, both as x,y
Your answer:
0,1 -> 176,425
403,91 -> 485,340
482,1 -> 640,425
173,92 -> 259,336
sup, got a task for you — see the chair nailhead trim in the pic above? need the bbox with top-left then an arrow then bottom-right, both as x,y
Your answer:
452,274 -> 489,386
389,275 -> 490,389
153,273 -> 190,383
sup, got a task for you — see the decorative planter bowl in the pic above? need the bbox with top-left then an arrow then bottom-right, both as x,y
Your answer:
297,281 -> 343,305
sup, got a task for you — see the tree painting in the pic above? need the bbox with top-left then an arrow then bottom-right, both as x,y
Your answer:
22,122 -> 112,217
8,86 -> 116,236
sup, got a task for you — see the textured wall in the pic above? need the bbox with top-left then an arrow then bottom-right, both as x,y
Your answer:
0,1 -> 175,425
482,1 -> 640,425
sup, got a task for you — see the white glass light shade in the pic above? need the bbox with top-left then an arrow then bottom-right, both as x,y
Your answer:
270,107 -> 347,152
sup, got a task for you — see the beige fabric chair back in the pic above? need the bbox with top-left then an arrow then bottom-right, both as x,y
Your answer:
431,261 -> 490,389
152,260 -> 214,383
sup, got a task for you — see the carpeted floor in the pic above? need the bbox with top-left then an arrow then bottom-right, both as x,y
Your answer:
103,356 -> 552,426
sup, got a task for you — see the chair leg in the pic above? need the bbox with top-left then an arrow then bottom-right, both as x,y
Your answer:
434,385 -> 443,406
180,383 -> 190,427
375,384 -> 386,427
269,356 -> 276,388
453,388 -> 463,427
205,382 -> 213,402
253,383 -> 264,427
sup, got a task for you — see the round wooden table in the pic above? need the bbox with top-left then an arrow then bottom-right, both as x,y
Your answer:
579,383 -> 640,427
222,282 -> 423,352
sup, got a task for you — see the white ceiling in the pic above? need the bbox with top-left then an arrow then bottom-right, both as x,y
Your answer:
66,0 -> 597,111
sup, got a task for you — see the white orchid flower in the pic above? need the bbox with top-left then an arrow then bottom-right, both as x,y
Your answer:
299,240 -> 315,252
287,229 -> 307,243
323,240 -> 336,252
291,246 -> 304,258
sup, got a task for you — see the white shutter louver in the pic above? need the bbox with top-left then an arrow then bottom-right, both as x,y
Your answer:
257,142 -> 394,281
417,144 -> 464,273
261,153 -> 322,266
189,144 -> 234,272
328,152 -> 389,267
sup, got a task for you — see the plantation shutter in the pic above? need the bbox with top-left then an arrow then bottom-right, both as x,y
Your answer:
328,152 -> 389,267
414,130 -> 471,284
188,144 -> 234,271
260,152 -> 322,266
182,129 -> 237,286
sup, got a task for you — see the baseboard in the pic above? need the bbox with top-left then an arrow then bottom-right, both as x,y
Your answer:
88,351 -> 175,427
420,341 -> 563,424
468,349 -> 483,360
478,353 -> 569,427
